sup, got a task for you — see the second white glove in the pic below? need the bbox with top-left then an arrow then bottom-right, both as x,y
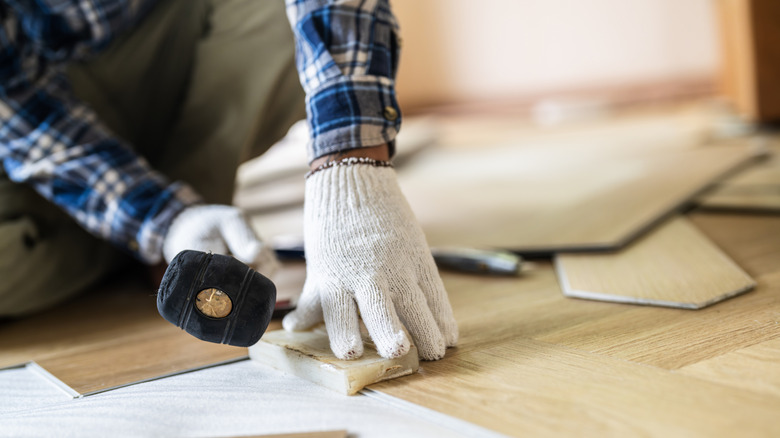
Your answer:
162,205 -> 279,278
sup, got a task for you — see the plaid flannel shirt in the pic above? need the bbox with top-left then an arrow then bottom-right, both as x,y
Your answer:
0,0 -> 402,264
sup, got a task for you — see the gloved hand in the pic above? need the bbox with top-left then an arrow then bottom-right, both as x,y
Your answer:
282,162 -> 458,360
162,205 -> 279,277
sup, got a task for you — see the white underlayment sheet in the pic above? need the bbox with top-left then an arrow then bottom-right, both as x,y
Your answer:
0,360 -> 506,438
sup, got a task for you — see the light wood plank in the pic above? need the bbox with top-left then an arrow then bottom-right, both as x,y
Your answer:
537,278 -> 780,370
33,327 -> 248,395
239,106 -> 758,254
689,212 -> 780,279
237,431 -> 347,438
555,216 -> 756,309
678,337 -> 780,398
249,326 -> 419,396
698,188 -> 780,213
372,338 -> 780,437
539,213 -> 780,369
697,144 -> 780,212
0,266 -> 290,395
399,138 -> 759,254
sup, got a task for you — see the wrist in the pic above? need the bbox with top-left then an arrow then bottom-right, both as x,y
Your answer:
309,144 -> 390,171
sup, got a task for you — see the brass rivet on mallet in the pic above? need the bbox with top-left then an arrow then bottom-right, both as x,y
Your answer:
195,288 -> 233,319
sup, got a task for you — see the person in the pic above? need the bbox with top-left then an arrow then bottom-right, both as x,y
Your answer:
0,0 -> 457,361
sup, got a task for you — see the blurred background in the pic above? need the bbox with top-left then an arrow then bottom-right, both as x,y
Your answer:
392,0 -> 777,123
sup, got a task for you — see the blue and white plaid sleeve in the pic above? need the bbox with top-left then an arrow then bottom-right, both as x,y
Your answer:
286,0 -> 402,161
0,1 -> 200,264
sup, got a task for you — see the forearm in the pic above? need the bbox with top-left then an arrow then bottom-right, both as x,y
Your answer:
286,0 -> 402,162
0,71 -> 200,263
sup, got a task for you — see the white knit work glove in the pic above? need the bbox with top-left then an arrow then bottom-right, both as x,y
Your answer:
162,205 -> 279,277
282,163 -> 459,360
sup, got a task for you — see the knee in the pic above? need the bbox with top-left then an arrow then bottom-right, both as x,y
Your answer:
0,215 -> 126,317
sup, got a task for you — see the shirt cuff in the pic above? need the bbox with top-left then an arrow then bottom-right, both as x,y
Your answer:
306,75 -> 401,162
131,181 -> 201,264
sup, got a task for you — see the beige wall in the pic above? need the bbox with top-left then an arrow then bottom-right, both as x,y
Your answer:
393,0 -> 721,109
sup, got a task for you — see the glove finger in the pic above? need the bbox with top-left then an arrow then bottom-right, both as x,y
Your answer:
418,261 -> 459,347
392,279 -> 446,360
219,209 -> 264,264
321,284 -> 364,360
282,279 -> 323,331
356,282 -> 411,359
252,244 -> 281,279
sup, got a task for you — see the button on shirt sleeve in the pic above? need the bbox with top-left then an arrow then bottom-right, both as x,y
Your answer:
0,1 -> 200,264
285,0 -> 402,161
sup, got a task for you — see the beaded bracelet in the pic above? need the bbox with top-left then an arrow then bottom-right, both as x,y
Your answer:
305,156 -> 394,179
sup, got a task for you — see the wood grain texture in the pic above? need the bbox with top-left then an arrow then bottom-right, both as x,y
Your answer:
540,213 -> 780,369
689,212 -> 780,279
240,108 -> 780,437
678,337 -> 780,398
555,216 -> 756,309
399,137 -> 759,254
240,105 -> 755,255
371,213 -> 780,436
0,267 -> 288,395
372,338 -> 780,437
697,143 -> 780,212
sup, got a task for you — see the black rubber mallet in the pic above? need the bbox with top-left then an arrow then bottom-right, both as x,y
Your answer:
156,250 -> 276,347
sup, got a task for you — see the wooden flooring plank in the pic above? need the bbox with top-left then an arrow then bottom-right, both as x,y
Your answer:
437,266 -> 630,357
0,267 -> 286,395
537,277 -> 780,369
428,258 -> 780,372
554,216 -> 756,309
539,213 -> 780,369
399,138 -> 760,254
34,328 -> 248,395
677,337 -> 780,399
697,143 -> 780,213
689,212 -> 780,279
371,338 -> 780,437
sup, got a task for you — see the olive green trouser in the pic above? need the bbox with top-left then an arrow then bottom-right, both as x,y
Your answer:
0,0 -> 305,317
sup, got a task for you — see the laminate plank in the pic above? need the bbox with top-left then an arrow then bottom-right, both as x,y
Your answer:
0,267 -> 287,395
697,144 -> 780,212
399,138 -> 759,254
435,265 -> 630,357
688,212 -> 780,279
407,251 -> 779,372
677,337 -> 780,398
554,216 -> 756,309
249,326 -> 419,396
371,338 -> 780,437
233,117 -> 437,213
239,106 -> 757,254
34,328 -> 248,395
537,276 -> 780,369
249,432 -> 347,438
539,213 -> 780,369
